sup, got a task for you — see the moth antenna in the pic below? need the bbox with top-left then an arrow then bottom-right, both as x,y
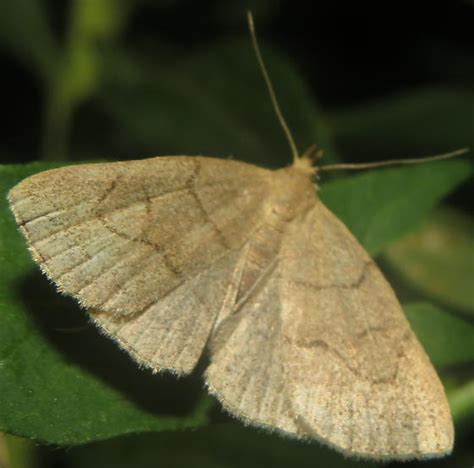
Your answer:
318,148 -> 469,172
247,11 -> 300,164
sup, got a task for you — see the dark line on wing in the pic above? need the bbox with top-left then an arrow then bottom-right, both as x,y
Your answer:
97,177 -> 119,205
96,248 -> 182,309
23,179 -> 231,244
288,260 -> 373,291
292,329 -> 412,386
186,159 -> 232,250
101,242 -> 245,321
96,216 -> 183,277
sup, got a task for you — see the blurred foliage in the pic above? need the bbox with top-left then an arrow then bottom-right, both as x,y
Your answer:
1,434 -> 34,468
387,208 -> 474,316
404,303 -> 474,370
1,0 -> 130,162
327,88 -> 474,161
95,39 -> 333,166
320,159 -> 471,256
0,1 -> 473,468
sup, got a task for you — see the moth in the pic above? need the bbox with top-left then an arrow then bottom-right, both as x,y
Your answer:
7,12 -> 461,461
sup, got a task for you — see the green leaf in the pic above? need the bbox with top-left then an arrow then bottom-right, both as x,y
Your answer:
404,299 -> 474,426
319,159 -> 472,256
387,208 -> 474,316
0,155 -> 469,445
404,302 -> 474,369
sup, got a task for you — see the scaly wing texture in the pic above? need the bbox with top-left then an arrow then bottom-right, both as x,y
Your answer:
205,263 -> 297,433
205,197 -> 452,461
205,215 -> 298,434
280,201 -> 453,459
8,156 -> 272,373
9,157 -> 453,458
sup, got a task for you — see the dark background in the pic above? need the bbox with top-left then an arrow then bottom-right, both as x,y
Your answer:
0,1 -> 472,467
1,1 -> 473,166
